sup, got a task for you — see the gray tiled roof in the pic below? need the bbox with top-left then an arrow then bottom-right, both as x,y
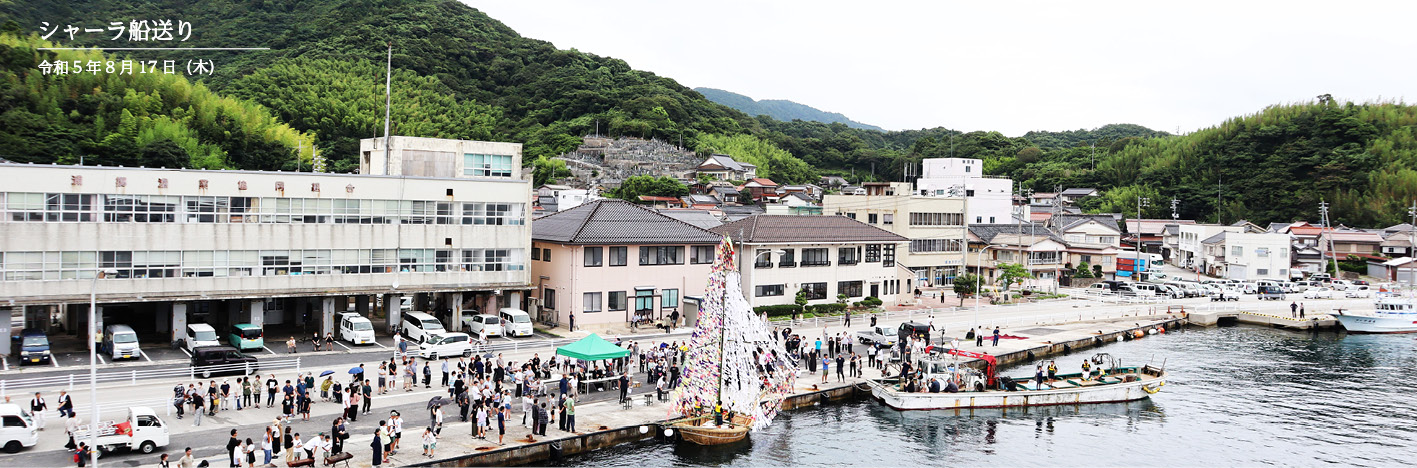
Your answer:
532,199 -> 722,245
968,223 -> 1064,244
656,210 -> 724,230
711,215 -> 907,243
1201,231 -> 1229,244
1060,188 -> 1097,196
1050,213 -> 1120,232
703,154 -> 744,171
718,205 -> 765,223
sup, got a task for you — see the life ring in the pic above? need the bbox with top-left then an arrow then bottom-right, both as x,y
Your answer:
1142,382 -> 1164,394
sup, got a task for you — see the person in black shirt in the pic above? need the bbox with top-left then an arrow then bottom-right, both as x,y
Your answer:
226,429 -> 241,467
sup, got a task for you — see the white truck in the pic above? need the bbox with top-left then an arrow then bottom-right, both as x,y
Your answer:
70,407 -> 170,456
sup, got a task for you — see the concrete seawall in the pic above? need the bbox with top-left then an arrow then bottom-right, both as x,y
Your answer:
422,317 -> 1180,467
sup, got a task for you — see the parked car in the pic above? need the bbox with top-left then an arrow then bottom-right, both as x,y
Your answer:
1131,283 -> 1166,297
189,346 -> 259,378
1239,283 -> 1260,294
416,332 -> 473,359
464,313 -> 504,338
226,323 -> 263,352
401,311 -> 445,343
101,324 -> 142,360
0,403 -> 38,453
1309,273 -> 1332,283
1302,288 -> 1335,299
856,326 -> 899,348
1257,286 -> 1287,301
1210,288 -> 1240,301
180,323 -> 221,353
1344,286 -> 1373,298
1329,280 -> 1352,290
338,313 -> 376,345
1153,283 -> 1185,299
14,330 -> 51,366
498,308 -> 535,337
897,322 -> 931,341
69,406 -> 169,456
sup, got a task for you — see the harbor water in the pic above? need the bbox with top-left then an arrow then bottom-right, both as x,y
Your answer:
557,325 -> 1417,466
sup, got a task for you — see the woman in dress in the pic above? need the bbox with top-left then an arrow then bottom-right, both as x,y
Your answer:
370,427 -> 384,467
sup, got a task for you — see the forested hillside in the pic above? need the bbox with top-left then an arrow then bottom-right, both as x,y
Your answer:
694,87 -> 883,131
3,2 -> 1415,226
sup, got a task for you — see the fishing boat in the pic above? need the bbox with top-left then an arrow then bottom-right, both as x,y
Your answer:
1331,295 -> 1417,334
668,238 -> 797,445
867,350 -> 1166,411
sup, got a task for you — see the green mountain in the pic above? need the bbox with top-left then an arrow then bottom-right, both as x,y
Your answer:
694,87 -> 883,131
3,3 -> 1416,226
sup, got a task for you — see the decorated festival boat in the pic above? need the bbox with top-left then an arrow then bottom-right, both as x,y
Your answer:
668,238 -> 797,445
868,350 -> 1166,410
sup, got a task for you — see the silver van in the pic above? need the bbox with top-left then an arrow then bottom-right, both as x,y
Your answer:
101,324 -> 141,360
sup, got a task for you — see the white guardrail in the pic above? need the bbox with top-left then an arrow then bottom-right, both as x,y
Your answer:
0,358 -> 303,396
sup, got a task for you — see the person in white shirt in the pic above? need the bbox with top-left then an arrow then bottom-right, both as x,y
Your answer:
421,426 -> 437,458
432,406 -> 444,436
29,392 -> 46,430
301,434 -> 323,460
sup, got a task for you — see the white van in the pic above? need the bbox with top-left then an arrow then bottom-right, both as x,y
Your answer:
1131,283 -> 1166,297
101,324 -> 141,360
0,403 -> 38,453
339,313 -> 376,345
181,323 -> 220,353
401,311 -> 445,343
499,308 -> 534,337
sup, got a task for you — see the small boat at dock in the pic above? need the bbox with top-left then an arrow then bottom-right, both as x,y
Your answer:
868,350 -> 1166,411
1331,295 -> 1417,334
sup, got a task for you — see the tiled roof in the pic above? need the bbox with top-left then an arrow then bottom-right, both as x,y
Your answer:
702,154 -> 744,171
1385,223 -> 1416,233
655,209 -> 724,230
744,178 -> 778,187
1201,232 -> 1229,244
637,195 -> 680,202
1125,218 -> 1195,235
532,199 -> 722,245
711,215 -> 907,243
1322,231 -> 1384,243
968,223 -> 1064,244
1052,214 -> 1120,233
1060,188 -> 1097,196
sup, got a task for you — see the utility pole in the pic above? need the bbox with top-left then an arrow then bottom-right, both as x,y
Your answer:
296,138 -> 302,172
1408,201 -> 1416,294
1135,196 -> 1150,281
1170,198 -> 1180,220
382,42 -> 394,176
1216,175 -> 1223,224
1320,200 -> 1338,279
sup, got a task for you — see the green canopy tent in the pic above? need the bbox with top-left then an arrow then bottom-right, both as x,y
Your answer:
555,333 -> 632,361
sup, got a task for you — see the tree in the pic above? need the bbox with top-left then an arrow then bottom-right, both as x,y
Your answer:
1074,262 -> 1095,279
794,288 -> 809,308
836,293 -> 849,305
996,263 -> 1034,291
613,175 -> 688,201
532,157 -> 572,187
1016,146 -> 1042,164
954,273 -> 981,306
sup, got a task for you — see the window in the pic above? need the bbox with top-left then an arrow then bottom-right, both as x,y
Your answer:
464,154 -> 513,178
868,214 -> 878,224
1257,269 -> 1269,276
989,216 -> 996,223
755,284 -> 785,297
544,289 -> 556,310
608,246 -> 627,266
1256,248 -> 1270,258
883,214 -> 894,225
838,247 -> 859,265
691,245 -> 714,264
661,288 -> 679,308
865,244 -> 881,263
543,248 -> 551,262
801,248 -> 830,267
909,239 -> 963,253
584,247 -> 603,267
908,212 -> 964,226
531,248 -> 541,261
583,292 -> 602,313
883,244 -> 896,267
779,249 -> 796,267
801,282 -> 828,300
838,281 -> 863,298
462,202 -> 525,226
845,213 -> 856,220
1231,246 -> 1243,257
976,216 -> 982,223
608,291 -> 627,311
754,249 -> 773,268
639,246 -> 683,265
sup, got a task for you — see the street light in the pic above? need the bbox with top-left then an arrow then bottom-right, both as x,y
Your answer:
88,268 -> 117,467
972,244 -> 1006,330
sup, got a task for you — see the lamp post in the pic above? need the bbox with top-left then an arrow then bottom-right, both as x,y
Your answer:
88,268 -> 116,467
972,244 -> 1006,329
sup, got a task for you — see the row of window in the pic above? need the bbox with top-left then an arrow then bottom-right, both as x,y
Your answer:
909,239 -> 965,253
0,248 -> 525,281
464,154 -> 514,178
581,288 -> 680,313
755,281 -> 868,299
909,212 -> 965,226
754,245 -> 895,268
1,193 -> 526,226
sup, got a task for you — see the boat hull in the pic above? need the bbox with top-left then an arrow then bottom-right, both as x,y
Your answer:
671,415 -> 751,446
868,370 -> 1165,411
1332,314 -> 1417,334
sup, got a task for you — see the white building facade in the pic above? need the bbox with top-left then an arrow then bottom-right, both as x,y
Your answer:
711,216 -> 912,307
913,158 -> 1014,225
823,182 -> 967,287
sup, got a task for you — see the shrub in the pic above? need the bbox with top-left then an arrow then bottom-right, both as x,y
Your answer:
753,304 -> 803,317
805,303 -> 847,314
861,296 -> 883,307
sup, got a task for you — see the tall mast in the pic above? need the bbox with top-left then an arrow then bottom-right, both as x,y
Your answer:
382,42 -> 393,175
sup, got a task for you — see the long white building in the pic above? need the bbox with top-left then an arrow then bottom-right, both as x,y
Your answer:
913,158 -> 1014,225
1,137 -> 530,345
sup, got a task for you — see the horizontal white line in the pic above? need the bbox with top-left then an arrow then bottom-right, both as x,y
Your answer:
36,47 -> 270,51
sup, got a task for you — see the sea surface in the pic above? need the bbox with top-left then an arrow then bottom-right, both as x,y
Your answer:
556,325 -> 1417,466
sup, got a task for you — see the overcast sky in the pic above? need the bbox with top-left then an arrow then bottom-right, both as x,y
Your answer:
465,1 -> 1416,136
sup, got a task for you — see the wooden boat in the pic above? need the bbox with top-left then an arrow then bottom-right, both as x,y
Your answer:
670,414 -> 753,445
868,351 -> 1167,410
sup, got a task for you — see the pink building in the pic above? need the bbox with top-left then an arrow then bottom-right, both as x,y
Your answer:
531,200 -> 722,333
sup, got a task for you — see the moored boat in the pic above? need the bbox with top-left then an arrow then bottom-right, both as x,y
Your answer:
1331,295 -> 1417,334
868,351 -> 1166,411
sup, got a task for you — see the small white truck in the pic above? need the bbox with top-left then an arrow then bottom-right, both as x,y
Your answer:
70,407 -> 170,456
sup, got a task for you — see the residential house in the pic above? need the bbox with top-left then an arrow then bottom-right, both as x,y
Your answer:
1029,192 -> 1059,206
1050,214 -> 1123,279
1176,224 -> 1249,272
839,185 -> 867,196
819,176 -> 848,188
711,215 -> 911,307
823,182 -> 967,287
531,200 -> 722,332
718,205 -> 765,222
1368,257 -> 1417,283
1381,231 -> 1414,258
776,184 -> 823,199
1319,230 -> 1384,257
1200,231 -> 1293,280
739,178 -> 779,202
655,209 -> 724,230
536,184 -> 574,197
710,186 -> 742,204
636,195 -> 683,209
966,224 -> 1069,290
1057,188 -> 1099,205
682,194 -> 719,209
1382,223 -> 1416,236
914,158 -> 1014,225
779,192 -> 819,207
696,154 -> 757,180
1125,219 -> 1196,259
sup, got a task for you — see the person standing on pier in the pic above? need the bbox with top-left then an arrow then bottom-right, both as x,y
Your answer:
29,392 -> 46,430
1300,303 -> 1306,318
992,327 -> 1000,346
835,353 -> 846,382
1291,301 -> 1298,318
